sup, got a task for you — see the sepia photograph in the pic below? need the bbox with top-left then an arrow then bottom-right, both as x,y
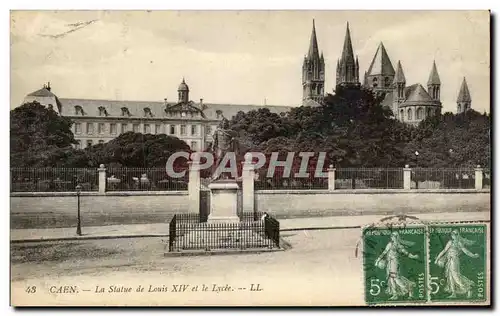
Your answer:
9,10 -> 491,306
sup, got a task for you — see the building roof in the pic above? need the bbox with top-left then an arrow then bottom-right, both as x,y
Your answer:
27,86 -> 56,97
58,97 -> 292,121
405,84 -> 433,103
427,61 -> 441,85
366,42 -> 395,77
178,78 -> 189,91
457,77 -> 471,102
302,99 -> 322,107
393,61 -> 406,84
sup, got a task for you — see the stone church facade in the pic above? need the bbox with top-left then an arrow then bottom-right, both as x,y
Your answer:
301,21 -> 473,125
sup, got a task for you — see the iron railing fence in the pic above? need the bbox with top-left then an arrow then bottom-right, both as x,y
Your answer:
483,168 -> 491,189
411,168 -> 475,189
106,168 -> 188,191
335,168 -> 404,189
10,168 -> 99,192
168,212 -> 279,252
254,166 -> 328,190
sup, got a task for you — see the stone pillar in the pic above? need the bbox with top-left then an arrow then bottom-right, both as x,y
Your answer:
242,153 -> 255,213
328,165 -> 336,191
188,157 -> 201,214
98,164 -> 106,194
475,165 -> 483,190
403,164 -> 411,190
208,181 -> 240,223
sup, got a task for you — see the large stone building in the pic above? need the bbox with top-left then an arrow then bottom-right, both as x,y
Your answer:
23,80 -> 291,150
301,21 -> 473,125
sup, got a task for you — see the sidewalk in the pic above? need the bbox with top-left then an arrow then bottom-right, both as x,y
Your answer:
10,211 -> 490,243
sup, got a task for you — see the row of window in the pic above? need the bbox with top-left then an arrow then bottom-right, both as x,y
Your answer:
74,122 -> 214,136
372,76 -> 392,89
400,107 -> 436,121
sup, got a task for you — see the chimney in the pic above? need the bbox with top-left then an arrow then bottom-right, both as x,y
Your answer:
164,98 -> 168,106
47,82 -> 51,91
200,98 -> 207,110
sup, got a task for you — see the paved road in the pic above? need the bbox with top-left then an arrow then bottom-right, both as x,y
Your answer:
11,229 -> 364,306
10,213 -> 491,307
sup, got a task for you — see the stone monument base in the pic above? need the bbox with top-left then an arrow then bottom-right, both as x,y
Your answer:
208,180 -> 240,223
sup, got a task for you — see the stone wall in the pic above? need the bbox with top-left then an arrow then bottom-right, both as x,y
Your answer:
11,190 -> 490,229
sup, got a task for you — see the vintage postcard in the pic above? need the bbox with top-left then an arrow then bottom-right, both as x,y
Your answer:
10,10 -> 491,306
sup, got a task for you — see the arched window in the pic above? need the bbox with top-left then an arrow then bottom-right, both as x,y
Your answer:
372,77 -> 378,88
457,104 -> 462,113
408,108 -> 413,120
400,109 -> 404,121
427,107 -> 432,117
416,108 -> 423,120
384,77 -> 391,87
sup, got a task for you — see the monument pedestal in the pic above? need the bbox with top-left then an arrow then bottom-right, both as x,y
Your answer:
208,180 -> 240,223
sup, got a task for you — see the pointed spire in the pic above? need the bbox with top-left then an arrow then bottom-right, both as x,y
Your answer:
320,51 -> 324,60
457,77 -> 471,102
307,19 -> 320,60
355,55 -> 359,67
366,42 -> 395,76
340,22 -> 355,64
393,60 -> 406,84
427,60 -> 441,85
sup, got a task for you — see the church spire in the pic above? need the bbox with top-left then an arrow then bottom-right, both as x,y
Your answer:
393,60 -> 406,84
302,19 -> 325,106
307,19 -> 320,60
457,77 -> 471,102
457,77 -> 471,114
336,22 -> 360,89
427,60 -> 441,85
427,60 -> 441,101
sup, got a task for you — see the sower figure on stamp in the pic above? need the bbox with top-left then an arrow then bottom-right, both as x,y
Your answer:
210,117 -> 240,181
434,229 -> 479,299
375,232 -> 419,300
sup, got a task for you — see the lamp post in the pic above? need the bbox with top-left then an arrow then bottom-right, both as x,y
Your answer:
414,151 -> 419,189
76,184 -> 82,236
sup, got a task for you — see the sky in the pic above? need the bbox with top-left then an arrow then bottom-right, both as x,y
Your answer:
10,10 -> 490,113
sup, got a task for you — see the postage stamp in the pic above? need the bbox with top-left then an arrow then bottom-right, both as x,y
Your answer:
363,225 -> 427,304
428,224 -> 487,302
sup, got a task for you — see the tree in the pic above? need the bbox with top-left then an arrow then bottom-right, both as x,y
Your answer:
10,101 -> 77,167
91,132 -> 191,168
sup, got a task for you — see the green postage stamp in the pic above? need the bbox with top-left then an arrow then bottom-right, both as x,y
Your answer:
428,224 -> 487,302
363,223 -> 488,305
363,225 -> 427,304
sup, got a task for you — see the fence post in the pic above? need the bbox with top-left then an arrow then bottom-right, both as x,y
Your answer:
242,153 -> 255,213
328,165 -> 336,191
403,164 -> 411,190
188,154 -> 201,214
98,164 -> 106,194
475,165 -> 483,190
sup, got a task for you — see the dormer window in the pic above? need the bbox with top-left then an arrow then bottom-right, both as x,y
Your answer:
216,110 -> 223,119
74,105 -> 84,116
121,107 -> 130,117
98,106 -> 108,116
144,107 -> 153,118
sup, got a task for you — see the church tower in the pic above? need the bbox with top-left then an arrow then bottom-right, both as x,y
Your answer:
392,60 -> 406,120
336,22 -> 360,89
178,78 -> 189,103
427,61 -> 441,101
457,77 -> 472,114
302,20 -> 325,106
365,42 -> 395,94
